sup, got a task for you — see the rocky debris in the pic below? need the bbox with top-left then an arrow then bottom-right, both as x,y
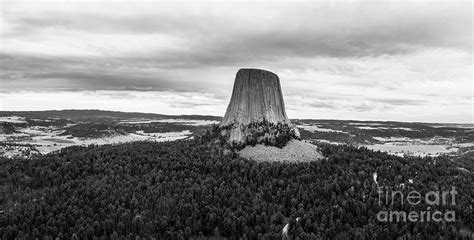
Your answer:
221,68 -> 299,145
239,140 -> 323,162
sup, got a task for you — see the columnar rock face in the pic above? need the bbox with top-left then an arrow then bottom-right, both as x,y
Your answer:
220,68 -> 299,145
222,68 -> 290,126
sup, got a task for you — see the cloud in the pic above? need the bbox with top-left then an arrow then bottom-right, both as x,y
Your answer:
2,1 -> 471,60
0,0 -> 472,122
369,98 -> 428,106
0,53 -> 225,92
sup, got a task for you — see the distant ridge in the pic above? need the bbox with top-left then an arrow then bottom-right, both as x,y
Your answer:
0,109 -> 222,121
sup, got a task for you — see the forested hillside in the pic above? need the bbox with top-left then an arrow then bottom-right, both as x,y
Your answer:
0,135 -> 472,239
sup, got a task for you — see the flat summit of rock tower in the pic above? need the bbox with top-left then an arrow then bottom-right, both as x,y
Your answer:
220,68 -> 300,146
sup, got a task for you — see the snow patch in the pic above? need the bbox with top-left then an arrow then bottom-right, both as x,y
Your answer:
373,136 -> 412,142
3,130 -> 192,156
297,125 -> 347,133
357,126 -> 388,130
0,116 -> 26,123
120,118 -> 219,126
154,119 -> 219,126
364,143 -> 457,157
313,139 -> 343,145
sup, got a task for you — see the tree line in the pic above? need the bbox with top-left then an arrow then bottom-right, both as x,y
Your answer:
0,134 -> 472,239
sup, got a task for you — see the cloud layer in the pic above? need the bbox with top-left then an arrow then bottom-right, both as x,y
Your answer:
0,0 -> 472,122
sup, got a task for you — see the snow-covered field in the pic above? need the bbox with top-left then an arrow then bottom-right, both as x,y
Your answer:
366,136 -> 464,157
2,114 -> 471,159
357,126 -> 415,131
297,122 -> 474,157
120,118 -> 219,126
396,127 -> 416,131
312,139 -> 343,145
154,119 -> 219,126
454,142 -> 474,148
1,125 -> 192,157
364,143 -> 458,157
297,125 -> 347,133
373,136 -> 413,142
431,124 -> 474,129
30,131 -> 191,155
0,116 -> 27,123
1,114 -> 214,158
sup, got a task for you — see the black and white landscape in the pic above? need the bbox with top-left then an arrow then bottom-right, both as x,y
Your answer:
1,0 -> 473,239
1,110 -> 473,160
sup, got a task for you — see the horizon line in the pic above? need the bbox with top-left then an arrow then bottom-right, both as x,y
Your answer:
1,108 -> 472,125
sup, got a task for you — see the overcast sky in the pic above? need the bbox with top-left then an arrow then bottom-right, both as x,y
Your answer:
0,0 -> 472,123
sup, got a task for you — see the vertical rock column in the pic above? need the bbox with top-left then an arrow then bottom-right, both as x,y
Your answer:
221,68 -> 299,144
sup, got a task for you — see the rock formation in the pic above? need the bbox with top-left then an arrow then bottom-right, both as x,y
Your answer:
220,68 -> 299,146
219,68 -> 322,162
222,68 -> 290,126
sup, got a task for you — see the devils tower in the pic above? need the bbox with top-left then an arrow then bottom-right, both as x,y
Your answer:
220,68 -> 300,147
222,68 -> 291,126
